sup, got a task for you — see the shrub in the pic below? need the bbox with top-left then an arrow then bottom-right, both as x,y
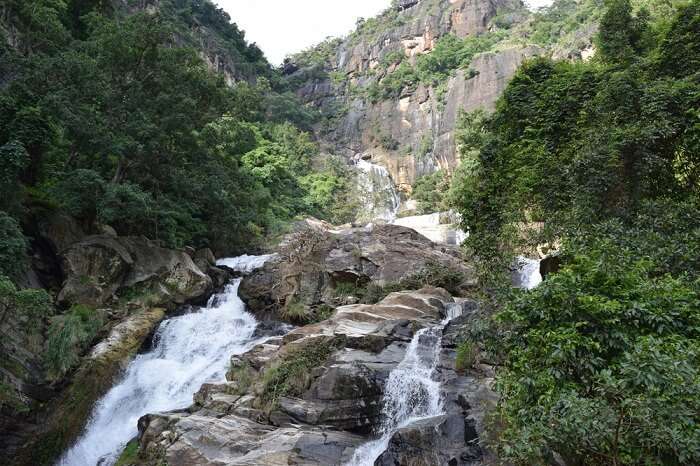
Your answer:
260,340 -> 337,408
0,141 -> 29,212
455,341 -> 479,373
45,304 -> 103,380
493,240 -> 700,465
0,213 -> 28,279
280,299 -> 308,324
400,261 -> 466,296
51,169 -> 106,225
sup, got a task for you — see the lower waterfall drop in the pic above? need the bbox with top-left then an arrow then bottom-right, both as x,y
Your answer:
58,255 -> 272,466
348,303 -> 463,465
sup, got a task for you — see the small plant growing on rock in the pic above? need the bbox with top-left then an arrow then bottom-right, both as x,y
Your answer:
45,304 -> 103,380
260,339 -> 337,409
455,341 -> 479,373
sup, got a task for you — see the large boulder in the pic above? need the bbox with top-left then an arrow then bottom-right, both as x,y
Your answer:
240,221 -> 476,320
58,235 -> 212,307
376,414 -> 482,466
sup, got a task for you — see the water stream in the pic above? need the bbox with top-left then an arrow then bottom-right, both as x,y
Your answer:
58,255 -> 272,466
514,256 -> 543,290
355,160 -> 402,223
347,303 -> 464,465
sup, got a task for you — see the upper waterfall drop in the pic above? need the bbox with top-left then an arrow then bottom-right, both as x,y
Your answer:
514,256 -> 543,289
355,159 -> 402,223
57,255 -> 274,466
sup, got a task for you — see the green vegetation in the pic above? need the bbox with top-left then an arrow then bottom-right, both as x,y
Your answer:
114,440 -> 139,466
260,339 -> 337,408
449,0 -> 700,464
0,275 -> 53,333
493,235 -> 700,465
412,170 -> 450,214
0,213 -> 29,279
0,0 -> 354,260
455,341 -> 478,373
45,305 -> 103,380
365,33 -> 505,102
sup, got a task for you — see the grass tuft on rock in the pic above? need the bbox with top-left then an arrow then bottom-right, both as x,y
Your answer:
260,339 -> 337,408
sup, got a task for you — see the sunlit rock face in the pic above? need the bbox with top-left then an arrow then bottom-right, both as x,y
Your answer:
288,0 -> 545,187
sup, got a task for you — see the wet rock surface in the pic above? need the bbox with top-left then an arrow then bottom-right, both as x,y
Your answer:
134,287 -> 497,465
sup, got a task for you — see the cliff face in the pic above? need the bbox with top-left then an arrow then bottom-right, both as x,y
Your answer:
113,0 -> 269,85
286,0 -> 594,192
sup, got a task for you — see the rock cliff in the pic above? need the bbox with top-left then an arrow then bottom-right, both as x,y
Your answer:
286,0 -> 596,191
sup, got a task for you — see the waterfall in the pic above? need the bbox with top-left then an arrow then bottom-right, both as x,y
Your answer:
58,255 -> 273,466
514,256 -> 543,290
355,159 -> 401,223
217,253 -> 277,273
392,211 -> 468,246
347,303 -> 464,465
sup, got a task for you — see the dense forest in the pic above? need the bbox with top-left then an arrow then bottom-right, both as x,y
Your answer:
0,0 -> 357,437
0,0 -> 357,274
447,0 -> 700,463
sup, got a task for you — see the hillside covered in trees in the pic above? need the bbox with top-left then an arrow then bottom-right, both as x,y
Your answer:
0,0 -> 698,465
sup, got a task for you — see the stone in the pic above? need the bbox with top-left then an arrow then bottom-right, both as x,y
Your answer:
240,221 -> 475,321
376,414 -> 482,466
58,235 -> 212,307
131,287 -> 476,465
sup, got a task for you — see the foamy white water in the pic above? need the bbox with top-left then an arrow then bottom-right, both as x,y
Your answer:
58,255 -> 273,466
348,303 -> 463,465
356,159 -> 401,223
217,253 -> 277,273
392,211 -> 468,246
515,256 -> 543,290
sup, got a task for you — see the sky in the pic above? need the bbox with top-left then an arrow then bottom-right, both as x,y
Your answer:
215,0 -> 392,65
215,0 -> 554,66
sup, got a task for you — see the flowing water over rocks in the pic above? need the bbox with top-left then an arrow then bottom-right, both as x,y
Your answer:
348,303 -> 463,465
58,256 -> 273,466
514,256 -> 543,290
355,159 -> 402,223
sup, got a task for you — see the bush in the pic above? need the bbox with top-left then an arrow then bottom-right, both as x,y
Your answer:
492,239 -> 700,465
0,141 -> 29,212
455,341 -> 478,373
0,275 -> 53,332
97,182 -> 158,237
0,213 -> 28,279
45,304 -> 103,380
260,340 -> 337,408
51,169 -> 106,225
400,261 -> 467,296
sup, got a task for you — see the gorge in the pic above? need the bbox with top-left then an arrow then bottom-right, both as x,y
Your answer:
1,0 -> 698,465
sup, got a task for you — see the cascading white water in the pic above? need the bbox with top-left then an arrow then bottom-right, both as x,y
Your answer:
514,256 -> 543,290
347,303 -> 463,465
217,254 -> 277,273
58,255 -> 273,466
355,159 -> 401,223
392,211 -> 468,246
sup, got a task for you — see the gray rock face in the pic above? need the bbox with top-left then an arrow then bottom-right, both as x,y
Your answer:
239,221 -> 475,320
58,235 -> 213,307
287,0 -> 539,190
287,0 -> 597,192
376,414 -> 482,466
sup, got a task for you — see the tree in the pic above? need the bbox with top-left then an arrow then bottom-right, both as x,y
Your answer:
0,213 -> 28,279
